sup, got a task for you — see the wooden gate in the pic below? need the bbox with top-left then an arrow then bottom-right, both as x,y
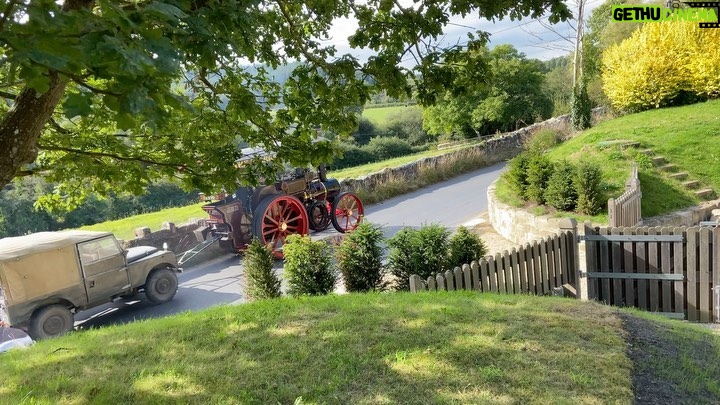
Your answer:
583,224 -> 719,322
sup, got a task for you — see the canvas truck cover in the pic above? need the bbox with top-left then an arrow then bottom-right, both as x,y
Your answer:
0,230 -> 111,306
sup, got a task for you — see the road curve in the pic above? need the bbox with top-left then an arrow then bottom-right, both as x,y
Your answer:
74,162 -> 506,330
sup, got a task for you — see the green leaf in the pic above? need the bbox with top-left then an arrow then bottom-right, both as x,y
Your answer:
144,3 -> 187,21
116,112 -> 136,130
63,92 -> 94,118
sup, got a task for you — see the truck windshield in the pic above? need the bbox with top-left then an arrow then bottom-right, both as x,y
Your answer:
78,236 -> 122,265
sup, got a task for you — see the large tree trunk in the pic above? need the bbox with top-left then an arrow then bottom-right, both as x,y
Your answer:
0,0 -> 93,189
0,72 -> 70,188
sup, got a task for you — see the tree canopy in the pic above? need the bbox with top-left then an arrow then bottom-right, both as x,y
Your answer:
0,0 -> 570,208
422,44 -> 552,139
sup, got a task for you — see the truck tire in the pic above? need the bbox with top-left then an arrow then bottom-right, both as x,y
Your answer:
28,304 -> 74,340
145,268 -> 178,304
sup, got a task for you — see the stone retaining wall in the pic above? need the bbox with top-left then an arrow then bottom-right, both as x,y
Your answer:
642,199 -> 720,227
486,181 -> 572,245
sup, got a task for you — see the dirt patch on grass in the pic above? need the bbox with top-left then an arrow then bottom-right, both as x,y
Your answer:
618,312 -> 720,404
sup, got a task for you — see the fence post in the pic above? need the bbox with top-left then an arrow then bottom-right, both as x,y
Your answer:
608,198 -> 617,227
559,218 -> 582,300
409,275 -> 424,293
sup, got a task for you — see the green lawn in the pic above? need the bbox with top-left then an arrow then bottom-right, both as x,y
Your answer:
362,105 -> 421,125
79,202 -> 207,241
2,292 -> 718,404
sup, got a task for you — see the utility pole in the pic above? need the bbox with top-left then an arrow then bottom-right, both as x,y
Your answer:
573,0 -> 585,90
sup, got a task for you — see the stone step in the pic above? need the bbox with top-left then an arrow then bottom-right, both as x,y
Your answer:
638,149 -> 654,156
682,180 -> 700,189
621,141 -> 641,149
695,188 -> 715,200
669,172 -> 688,180
659,164 -> 678,172
651,156 -> 666,165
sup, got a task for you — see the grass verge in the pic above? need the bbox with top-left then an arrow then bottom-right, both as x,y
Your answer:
1,292 -> 635,404
352,146 -> 491,205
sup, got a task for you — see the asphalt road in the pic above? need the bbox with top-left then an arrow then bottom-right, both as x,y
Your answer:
74,162 -> 506,331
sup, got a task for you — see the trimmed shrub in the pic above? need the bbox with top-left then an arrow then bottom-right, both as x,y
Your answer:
362,136 -> 413,161
448,226 -> 488,268
336,221 -> 386,292
525,154 -> 554,205
283,235 -> 337,296
242,238 -> 282,300
575,161 -> 604,215
388,224 -> 450,291
505,152 -> 532,200
544,160 -> 578,212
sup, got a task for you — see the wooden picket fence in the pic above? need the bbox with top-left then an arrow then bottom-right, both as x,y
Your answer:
584,224 -> 719,322
409,228 -> 578,295
607,163 -> 642,227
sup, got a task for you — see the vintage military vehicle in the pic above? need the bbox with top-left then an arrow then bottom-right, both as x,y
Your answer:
0,230 -> 181,340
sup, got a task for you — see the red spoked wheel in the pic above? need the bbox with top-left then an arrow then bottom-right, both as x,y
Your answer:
330,192 -> 364,233
253,195 -> 309,259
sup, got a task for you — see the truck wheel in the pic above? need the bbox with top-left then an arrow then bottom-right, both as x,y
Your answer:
145,268 -> 178,304
29,304 -> 74,340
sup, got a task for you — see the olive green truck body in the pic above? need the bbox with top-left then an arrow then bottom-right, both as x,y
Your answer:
0,230 -> 181,339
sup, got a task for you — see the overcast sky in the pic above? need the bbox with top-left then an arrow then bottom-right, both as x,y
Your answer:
322,0 -> 605,64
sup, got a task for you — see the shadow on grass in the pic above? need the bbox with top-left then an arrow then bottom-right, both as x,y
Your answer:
639,171 -> 697,218
0,293 -> 633,404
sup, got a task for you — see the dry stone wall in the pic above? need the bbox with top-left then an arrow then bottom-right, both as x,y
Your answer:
340,112 -> 575,195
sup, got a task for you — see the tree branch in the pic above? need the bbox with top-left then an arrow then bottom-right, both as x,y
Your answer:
0,0 -> 19,33
68,74 -> 122,96
274,0 -> 331,69
37,143 -> 205,176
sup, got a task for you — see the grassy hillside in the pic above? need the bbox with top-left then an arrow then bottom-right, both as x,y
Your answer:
2,292 -> 718,404
499,100 -> 720,220
79,202 -> 206,241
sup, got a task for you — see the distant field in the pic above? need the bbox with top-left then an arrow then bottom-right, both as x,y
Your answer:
362,105 -> 421,125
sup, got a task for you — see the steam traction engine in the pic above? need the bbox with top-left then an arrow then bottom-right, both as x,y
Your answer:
196,153 -> 364,258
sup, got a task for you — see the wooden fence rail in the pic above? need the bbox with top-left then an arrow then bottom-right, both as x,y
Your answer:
608,163 -> 642,227
584,224 -> 719,322
409,228 -> 577,295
